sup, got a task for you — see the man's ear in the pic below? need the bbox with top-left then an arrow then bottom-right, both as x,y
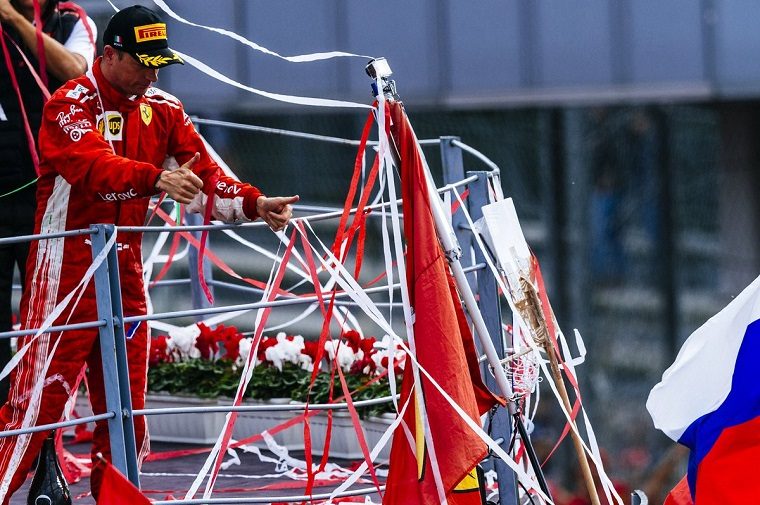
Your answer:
103,45 -> 117,62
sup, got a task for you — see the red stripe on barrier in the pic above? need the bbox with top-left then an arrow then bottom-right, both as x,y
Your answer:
295,220 -> 353,498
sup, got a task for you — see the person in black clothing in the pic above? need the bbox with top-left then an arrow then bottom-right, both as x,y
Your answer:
0,0 -> 95,402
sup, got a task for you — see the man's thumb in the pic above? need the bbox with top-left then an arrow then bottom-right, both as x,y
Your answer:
185,152 -> 200,168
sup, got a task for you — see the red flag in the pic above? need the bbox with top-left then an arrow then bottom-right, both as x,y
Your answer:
383,101 -> 500,504
96,461 -> 150,505
664,476 -> 693,505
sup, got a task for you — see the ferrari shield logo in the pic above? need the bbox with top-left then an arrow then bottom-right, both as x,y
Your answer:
140,103 -> 152,126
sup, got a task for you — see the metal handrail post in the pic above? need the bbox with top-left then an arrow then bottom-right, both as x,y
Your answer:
442,139 -> 519,502
440,136 -> 477,294
91,224 -> 140,487
468,172 -> 519,505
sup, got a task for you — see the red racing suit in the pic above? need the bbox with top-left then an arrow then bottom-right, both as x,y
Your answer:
0,57 -> 264,502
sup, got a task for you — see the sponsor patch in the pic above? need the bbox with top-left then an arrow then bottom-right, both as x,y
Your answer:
56,104 -> 90,141
216,180 -> 242,196
140,103 -> 152,126
134,23 -> 166,43
65,84 -> 89,100
107,114 -> 122,136
97,111 -> 123,141
62,120 -> 92,142
56,104 -> 84,127
98,188 -> 138,202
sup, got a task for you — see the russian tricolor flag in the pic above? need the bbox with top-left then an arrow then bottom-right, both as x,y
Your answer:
647,275 -> 760,504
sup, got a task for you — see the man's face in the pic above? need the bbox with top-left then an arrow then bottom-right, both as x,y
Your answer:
109,50 -> 159,97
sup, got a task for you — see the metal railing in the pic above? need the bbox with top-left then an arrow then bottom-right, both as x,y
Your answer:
0,120 -> 515,504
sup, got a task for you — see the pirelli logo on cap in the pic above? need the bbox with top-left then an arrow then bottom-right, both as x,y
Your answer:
134,23 -> 167,43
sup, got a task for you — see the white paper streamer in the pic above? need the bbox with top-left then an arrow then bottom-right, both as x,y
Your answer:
175,51 -> 371,110
152,0 -> 374,63
103,1 -> 373,110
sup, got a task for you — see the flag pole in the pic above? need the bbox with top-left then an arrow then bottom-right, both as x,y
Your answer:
366,58 -> 553,501
515,278 -> 601,505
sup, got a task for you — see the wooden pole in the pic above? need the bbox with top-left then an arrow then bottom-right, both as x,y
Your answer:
517,278 -> 601,505
543,340 -> 601,505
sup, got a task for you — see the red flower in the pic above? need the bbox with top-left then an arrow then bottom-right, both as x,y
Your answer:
349,355 -> 376,375
194,322 -> 218,360
301,340 -> 322,363
149,335 -> 169,366
341,330 -> 362,352
358,336 -> 376,356
256,337 -> 278,362
217,324 -> 243,362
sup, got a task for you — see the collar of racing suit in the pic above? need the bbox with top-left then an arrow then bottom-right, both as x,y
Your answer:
91,56 -> 142,112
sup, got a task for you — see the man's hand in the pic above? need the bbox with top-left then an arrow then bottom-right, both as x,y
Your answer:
256,195 -> 299,232
0,0 -> 87,79
155,152 -> 204,204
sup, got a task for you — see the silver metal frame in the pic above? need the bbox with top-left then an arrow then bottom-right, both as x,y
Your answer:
0,113 -> 520,503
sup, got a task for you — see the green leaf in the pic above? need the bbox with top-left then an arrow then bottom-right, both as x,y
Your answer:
148,359 -> 398,416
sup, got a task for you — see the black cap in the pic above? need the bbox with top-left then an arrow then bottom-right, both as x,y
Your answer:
103,5 -> 183,68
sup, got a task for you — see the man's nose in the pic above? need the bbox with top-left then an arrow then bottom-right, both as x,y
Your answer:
145,68 -> 159,82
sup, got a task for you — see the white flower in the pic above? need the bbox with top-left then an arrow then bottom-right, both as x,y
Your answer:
298,351 -> 314,372
370,351 -> 385,374
373,334 -> 406,374
376,334 -> 396,350
324,339 -> 357,373
237,337 -> 253,367
264,333 -> 305,371
166,325 -> 201,360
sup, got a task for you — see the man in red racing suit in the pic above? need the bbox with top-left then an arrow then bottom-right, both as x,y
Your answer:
0,5 -> 298,502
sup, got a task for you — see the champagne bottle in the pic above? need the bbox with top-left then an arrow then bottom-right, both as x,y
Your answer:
26,432 -> 72,505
